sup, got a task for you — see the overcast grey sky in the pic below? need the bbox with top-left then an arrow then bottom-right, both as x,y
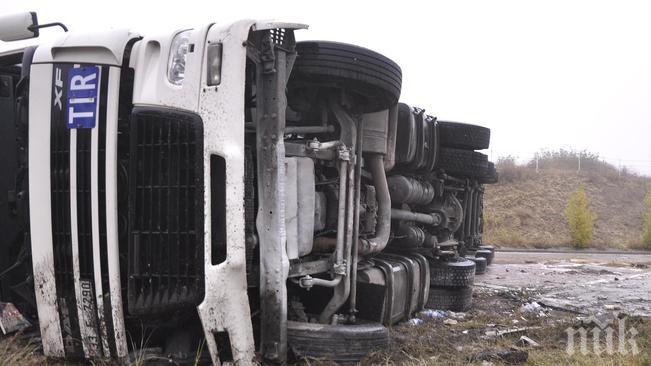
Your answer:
2,0 -> 651,174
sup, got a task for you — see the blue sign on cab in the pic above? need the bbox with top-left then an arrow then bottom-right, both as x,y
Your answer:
66,65 -> 100,129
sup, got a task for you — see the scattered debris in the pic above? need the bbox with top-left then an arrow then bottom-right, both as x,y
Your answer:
520,301 -> 542,313
446,311 -> 466,320
516,335 -> 540,348
536,299 -> 586,314
0,302 -> 31,334
484,326 -> 541,337
604,304 -> 621,310
443,319 -> 458,325
408,318 -> 424,326
418,309 -> 446,319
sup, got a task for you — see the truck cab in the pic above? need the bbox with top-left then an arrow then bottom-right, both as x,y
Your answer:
0,12 -> 497,365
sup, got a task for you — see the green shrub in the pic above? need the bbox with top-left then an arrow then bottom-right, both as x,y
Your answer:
565,184 -> 595,248
642,185 -> 651,248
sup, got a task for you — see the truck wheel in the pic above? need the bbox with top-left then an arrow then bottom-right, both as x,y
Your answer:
478,161 -> 498,184
429,257 -> 475,287
426,286 -> 473,312
289,41 -> 402,112
436,147 -> 488,178
287,321 -> 389,362
479,245 -> 495,252
475,249 -> 494,265
465,256 -> 487,275
438,121 -> 491,150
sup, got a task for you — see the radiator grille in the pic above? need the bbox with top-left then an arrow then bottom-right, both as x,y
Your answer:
76,129 -> 94,280
127,108 -> 205,314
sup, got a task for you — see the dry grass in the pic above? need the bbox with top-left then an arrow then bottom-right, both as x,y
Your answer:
0,332 -> 47,366
484,167 -> 651,249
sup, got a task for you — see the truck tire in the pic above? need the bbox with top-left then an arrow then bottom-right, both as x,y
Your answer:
438,121 -> 490,150
290,41 -> 402,112
287,321 -> 389,362
478,162 -> 498,184
429,258 -> 475,287
479,245 -> 495,252
436,147 -> 488,178
465,256 -> 487,275
475,249 -> 494,265
426,286 -> 473,312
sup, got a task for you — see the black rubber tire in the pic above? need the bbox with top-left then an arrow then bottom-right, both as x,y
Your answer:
287,321 -> 389,362
426,286 -> 473,312
478,161 -> 499,184
429,258 -> 476,287
436,147 -> 488,178
475,249 -> 494,265
465,256 -> 487,275
479,245 -> 495,252
438,121 -> 491,150
290,41 -> 402,112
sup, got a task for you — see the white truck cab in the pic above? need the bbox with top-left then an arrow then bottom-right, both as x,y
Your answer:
0,11 -> 497,365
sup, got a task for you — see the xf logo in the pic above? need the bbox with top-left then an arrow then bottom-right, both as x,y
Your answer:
53,67 -> 63,110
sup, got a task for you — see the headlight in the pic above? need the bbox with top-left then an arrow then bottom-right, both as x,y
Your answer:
167,29 -> 192,86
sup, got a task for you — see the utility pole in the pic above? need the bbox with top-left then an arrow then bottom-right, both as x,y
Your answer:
577,153 -> 581,173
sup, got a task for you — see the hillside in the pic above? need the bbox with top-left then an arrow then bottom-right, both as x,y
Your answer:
483,156 -> 651,249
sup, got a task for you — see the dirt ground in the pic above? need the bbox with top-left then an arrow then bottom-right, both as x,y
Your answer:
2,251 -> 651,365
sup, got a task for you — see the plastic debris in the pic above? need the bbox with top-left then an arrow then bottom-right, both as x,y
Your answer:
516,335 -> 540,348
0,302 -> 31,334
520,302 -> 542,313
443,319 -> 458,325
604,304 -> 621,310
485,326 -> 541,337
408,318 -> 424,326
418,309 -> 446,320
447,311 -> 466,320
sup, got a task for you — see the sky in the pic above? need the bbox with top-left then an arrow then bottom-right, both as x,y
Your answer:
2,0 -> 651,174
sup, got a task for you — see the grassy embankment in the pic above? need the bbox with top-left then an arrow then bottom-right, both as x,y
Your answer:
483,150 -> 651,249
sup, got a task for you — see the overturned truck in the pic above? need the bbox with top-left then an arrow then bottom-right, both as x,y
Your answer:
0,13 -> 497,364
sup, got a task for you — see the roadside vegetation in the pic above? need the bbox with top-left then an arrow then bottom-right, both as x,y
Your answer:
565,184 -> 595,248
642,185 -> 651,249
483,150 -> 651,249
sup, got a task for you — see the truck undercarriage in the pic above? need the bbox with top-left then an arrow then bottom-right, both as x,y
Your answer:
0,17 -> 497,364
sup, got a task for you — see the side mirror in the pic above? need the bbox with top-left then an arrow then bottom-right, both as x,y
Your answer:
0,12 -> 40,42
0,12 -> 68,42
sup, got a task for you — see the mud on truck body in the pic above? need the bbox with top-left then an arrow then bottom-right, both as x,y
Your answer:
0,13 -> 497,365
